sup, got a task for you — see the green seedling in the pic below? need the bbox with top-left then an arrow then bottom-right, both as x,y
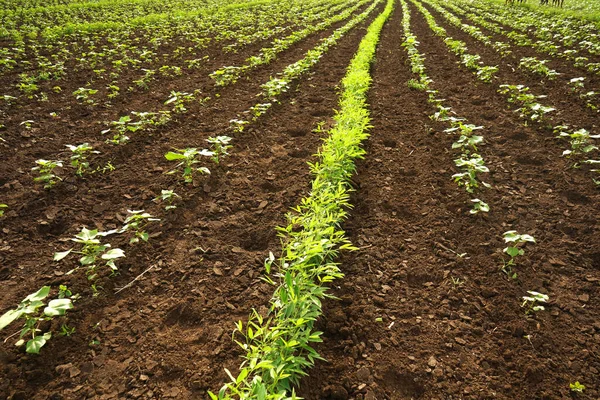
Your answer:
32,159 -> 63,188
0,204 -> 7,217
557,128 -> 600,163
452,155 -> 490,193
165,148 -> 212,183
164,91 -> 195,113
521,291 -> 548,315
568,77 -> 585,92
102,115 -> 142,144
451,276 -> 465,289
20,120 -> 35,130
73,87 -> 98,105
229,119 -> 249,132
206,136 -> 233,164
54,227 -> 124,281
0,286 -> 73,354
66,143 -> 99,176
570,381 -> 585,393
261,78 -> 289,100
518,57 -> 559,79
470,198 -> 489,214
119,210 -> 159,244
501,230 -> 535,279
59,324 -> 76,336
154,189 -> 181,211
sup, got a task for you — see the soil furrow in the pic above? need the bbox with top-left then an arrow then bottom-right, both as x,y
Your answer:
0,4 -> 382,399
299,1 -> 600,399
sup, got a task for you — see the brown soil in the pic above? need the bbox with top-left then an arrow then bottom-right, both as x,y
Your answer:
1,1 -> 600,400
299,2 -> 600,400
0,2 -> 384,399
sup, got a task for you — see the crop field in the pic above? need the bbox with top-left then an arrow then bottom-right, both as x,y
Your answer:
0,0 -> 599,398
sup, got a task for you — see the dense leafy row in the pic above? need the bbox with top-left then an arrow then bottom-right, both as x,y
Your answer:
209,0 -> 394,398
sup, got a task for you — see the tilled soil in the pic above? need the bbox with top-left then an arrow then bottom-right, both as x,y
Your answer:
0,2 -> 384,398
1,1 -> 600,399
299,2 -> 600,400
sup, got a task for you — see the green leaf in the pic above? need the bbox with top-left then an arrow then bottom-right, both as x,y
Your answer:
25,286 -> 51,302
505,247 -> 521,257
224,368 -> 236,383
80,255 -> 96,266
44,299 -> 73,316
102,248 -> 125,260
53,249 -> 73,261
26,332 -> 51,354
0,309 -> 23,331
164,152 -> 186,161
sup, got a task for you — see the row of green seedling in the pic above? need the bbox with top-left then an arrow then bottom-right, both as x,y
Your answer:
209,0 -> 394,398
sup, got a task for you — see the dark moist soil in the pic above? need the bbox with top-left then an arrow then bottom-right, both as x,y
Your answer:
0,3 -> 384,399
419,1 -> 600,130
1,1 -> 600,399
299,2 -> 600,400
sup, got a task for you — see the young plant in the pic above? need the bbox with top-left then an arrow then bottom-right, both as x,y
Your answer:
66,143 -> 99,176
521,291 -> 548,315
119,210 -> 159,244
73,87 -> 98,105
229,119 -> 249,132
470,198 -> 489,214
0,204 -> 7,217
32,159 -> 63,188
518,57 -> 559,79
54,227 -> 124,281
570,381 -> 585,393
501,230 -> 535,279
165,91 -> 195,114
102,115 -> 142,144
206,136 -> 233,164
557,128 -> 600,163
165,148 -> 212,183
0,286 -> 73,354
154,189 -> 181,211
452,155 -> 490,193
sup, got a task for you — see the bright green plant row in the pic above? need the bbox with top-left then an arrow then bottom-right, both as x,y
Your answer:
1,0 -> 344,104
209,0 -> 394,398
230,0 -> 381,132
210,0 -> 370,87
401,0 -> 490,214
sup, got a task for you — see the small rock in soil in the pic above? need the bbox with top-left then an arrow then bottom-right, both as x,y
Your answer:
325,385 -> 348,400
355,367 -> 371,382
428,356 -> 438,368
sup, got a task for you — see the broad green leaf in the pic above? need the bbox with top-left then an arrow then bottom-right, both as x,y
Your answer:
505,246 -> 521,257
164,152 -> 186,161
102,248 -> 125,260
53,249 -> 72,261
25,286 -> 50,302
44,299 -> 73,316
26,332 -> 51,354
80,255 -> 96,266
0,309 -> 23,331
520,234 -> 536,243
